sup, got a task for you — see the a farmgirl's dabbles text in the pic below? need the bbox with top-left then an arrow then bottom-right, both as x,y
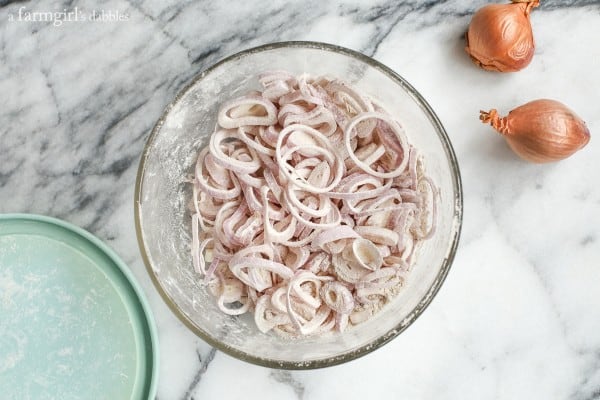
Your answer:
190,71 -> 437,337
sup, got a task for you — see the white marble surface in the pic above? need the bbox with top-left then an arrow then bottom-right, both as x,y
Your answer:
1,0 -> 600,399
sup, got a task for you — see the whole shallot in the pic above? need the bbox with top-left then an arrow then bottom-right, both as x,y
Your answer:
480,99 -> 591,163
465,0 -> 539,72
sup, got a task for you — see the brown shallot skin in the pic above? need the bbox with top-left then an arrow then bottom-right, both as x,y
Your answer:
480,99 -> 591,163
465,0 -> 539,72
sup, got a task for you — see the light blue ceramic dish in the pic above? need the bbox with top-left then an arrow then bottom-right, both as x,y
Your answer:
0,214 -> 158,400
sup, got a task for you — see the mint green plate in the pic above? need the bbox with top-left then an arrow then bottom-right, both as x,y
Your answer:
0,214 -> 158,400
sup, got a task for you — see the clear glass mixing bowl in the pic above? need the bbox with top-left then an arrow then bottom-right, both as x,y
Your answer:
135,42 -> 462,369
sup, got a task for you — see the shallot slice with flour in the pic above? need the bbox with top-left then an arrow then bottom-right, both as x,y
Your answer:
190,71 -> 438,337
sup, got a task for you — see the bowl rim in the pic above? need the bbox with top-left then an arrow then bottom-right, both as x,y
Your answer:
134,40 -> 463,370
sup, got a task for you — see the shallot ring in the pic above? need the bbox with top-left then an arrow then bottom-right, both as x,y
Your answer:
311,225 -> 359,250
320,281 -> 355,314
194,148 -> 242,200
237,126 -> 276,156
284,185 -> 332,218
284,190 -> 341,229
218,95 -> 277,128
351,238 -> 383,271
229,256 -> 293,291
276,124 -> 344,193
209,129 -> 261,174
344,112 -> 409,179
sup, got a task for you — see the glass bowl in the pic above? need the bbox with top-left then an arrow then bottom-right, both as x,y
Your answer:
135,41 -> 462,369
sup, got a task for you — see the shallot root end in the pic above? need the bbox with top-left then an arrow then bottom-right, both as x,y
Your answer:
480,109 -> 509,135
510,0 -> 540,15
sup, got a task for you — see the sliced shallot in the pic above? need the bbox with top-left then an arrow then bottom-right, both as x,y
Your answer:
190,71 -> 437,337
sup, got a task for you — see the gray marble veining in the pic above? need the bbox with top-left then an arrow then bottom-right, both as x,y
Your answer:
1,0 -> 600,399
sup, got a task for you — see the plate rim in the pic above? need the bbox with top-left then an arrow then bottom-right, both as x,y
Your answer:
0,213 -> 159,399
